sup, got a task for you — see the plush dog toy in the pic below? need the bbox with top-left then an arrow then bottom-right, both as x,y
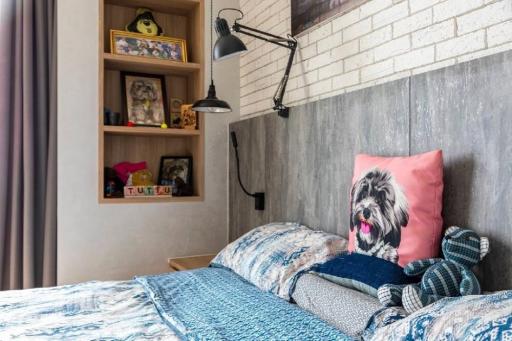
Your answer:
126,8 -> 163,36
378,226 -> 489,314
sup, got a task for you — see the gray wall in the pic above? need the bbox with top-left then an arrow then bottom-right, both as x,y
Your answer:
229,50 -> 512,291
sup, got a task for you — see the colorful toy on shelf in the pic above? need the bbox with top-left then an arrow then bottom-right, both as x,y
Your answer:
113,161 -> 147,184
161,122 -> 168,129
104,167 -> 124,198
126,8 -> 163,36
130,169 -> 154,186
127,121 -> 135,127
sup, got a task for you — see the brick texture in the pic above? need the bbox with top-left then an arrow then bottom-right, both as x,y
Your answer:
239,0 -> 512,117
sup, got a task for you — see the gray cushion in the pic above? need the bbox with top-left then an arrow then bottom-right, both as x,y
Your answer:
292,273 -> 382,338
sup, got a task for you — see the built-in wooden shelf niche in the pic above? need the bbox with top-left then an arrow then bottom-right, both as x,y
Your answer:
99,0 -> 204,203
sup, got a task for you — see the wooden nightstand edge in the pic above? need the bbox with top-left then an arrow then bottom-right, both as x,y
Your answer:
167,254 -> 217,271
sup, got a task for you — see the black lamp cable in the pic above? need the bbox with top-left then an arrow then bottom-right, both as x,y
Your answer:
210,0 -> 213,85
218,8 -> 244,22
231,132 -> 254,197
230,131 -> 265,210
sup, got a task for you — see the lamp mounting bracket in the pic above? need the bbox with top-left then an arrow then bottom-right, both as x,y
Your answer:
231,21 -> 297,118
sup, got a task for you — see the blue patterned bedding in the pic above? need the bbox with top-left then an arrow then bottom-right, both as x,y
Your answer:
363,290 -> 512,340
0,280 -> 178,340
4,258 -> 508,341
136,267 -> 351,341
212,222 -> 347,300
0,268 -> 351,340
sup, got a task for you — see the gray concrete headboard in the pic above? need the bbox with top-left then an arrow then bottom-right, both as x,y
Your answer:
229,50 -> 512,291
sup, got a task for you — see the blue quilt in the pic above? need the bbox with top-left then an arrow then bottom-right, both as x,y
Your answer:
0,280 -> 178,340
136,267 -> 351,341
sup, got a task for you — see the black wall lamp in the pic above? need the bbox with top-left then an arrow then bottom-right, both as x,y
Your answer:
193,6 -> 297,118
213,8 -> 298,118
230,131 -> 265,210
192,0 -> 232,113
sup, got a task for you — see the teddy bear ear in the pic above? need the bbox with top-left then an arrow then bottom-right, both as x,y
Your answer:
445,226 -> 460,236
480,237 -> 490,260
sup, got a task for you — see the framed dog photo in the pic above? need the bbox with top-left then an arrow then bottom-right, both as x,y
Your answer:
158,156 -> 193,196
121,72 -> 169,127
111,30 -> 188,63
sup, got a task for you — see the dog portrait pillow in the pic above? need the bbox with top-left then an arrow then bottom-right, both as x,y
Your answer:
347,150 -> 443,267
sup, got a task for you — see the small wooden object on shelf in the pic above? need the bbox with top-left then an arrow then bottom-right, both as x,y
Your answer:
124,185 -> 171,197
167,254 -> 216,271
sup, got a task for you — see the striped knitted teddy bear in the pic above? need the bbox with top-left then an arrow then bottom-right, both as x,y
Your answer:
378,226 -> 490,314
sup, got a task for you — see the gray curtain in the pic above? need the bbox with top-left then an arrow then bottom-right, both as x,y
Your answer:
0,0 -> 57,290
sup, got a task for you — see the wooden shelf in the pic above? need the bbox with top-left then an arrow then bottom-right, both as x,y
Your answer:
105,0 -> 199,15
104,53 -> 201,75
102,125 -> 200,137
100,195 -> 203,204
99,0 -> 204,204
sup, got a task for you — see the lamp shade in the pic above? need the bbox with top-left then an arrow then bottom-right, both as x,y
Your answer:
213,17 -> 247,61
192,82 -> 232,113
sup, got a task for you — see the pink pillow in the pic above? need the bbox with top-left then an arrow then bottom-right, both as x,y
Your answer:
347,150 -> 443,267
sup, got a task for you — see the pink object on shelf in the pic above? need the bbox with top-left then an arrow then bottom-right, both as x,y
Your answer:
113,161 -> 147,184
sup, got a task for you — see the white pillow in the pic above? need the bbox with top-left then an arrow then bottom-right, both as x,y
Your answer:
211,222 -> 347,300
364,290 -> 512,340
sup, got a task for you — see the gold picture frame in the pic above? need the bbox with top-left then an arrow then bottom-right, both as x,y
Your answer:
110,30 -> 188,63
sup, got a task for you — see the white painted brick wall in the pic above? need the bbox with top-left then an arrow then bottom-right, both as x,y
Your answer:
393,9 -> 432,37
239,0 -> 512,118
373,2 -> 409,29
395,45 -> 436,71
411,20 -> 455,48
360,26 -> 392,51
343,18 -> 372,42
374,36 -> 411,61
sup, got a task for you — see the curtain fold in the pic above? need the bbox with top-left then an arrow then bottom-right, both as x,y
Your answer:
0,0 -> 57,290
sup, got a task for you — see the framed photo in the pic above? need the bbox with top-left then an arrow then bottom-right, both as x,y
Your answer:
170,98 -> 183,112
111,30 -> 188,63
291,0 -> 368,36
180,104 -> 198,130
170,111 -> 182,128
158,156 -> 193,196
121,72 -> 169,127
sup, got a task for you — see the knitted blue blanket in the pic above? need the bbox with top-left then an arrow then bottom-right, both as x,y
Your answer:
136,267 -> 351,341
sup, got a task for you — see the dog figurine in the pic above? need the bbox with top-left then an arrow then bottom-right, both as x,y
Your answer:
126,8 -> 163,37
350,168 -> 409,263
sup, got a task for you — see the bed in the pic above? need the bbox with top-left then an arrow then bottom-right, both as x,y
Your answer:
2,223 -> 511,341
0,267 -> 350,340
0,223 -> 354,340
